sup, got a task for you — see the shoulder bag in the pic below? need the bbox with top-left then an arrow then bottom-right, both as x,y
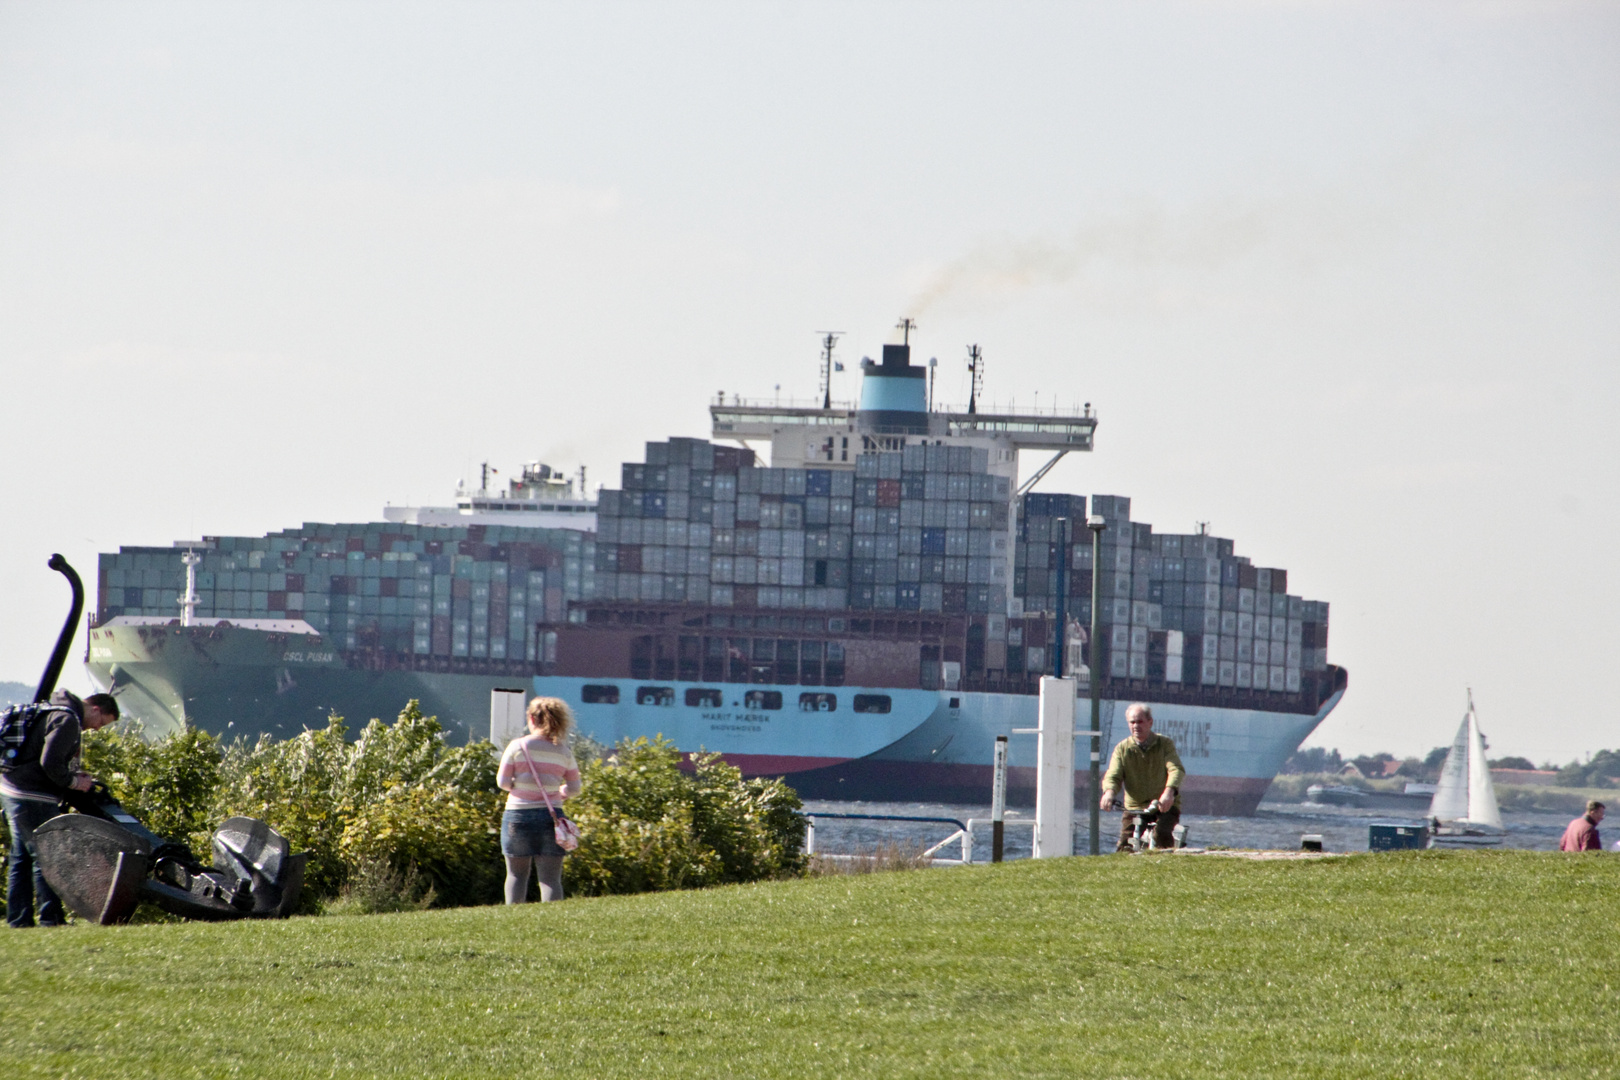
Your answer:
518,740 -> 580,852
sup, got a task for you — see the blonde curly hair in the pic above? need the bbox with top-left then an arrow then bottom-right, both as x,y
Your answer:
525,697 -> 573,742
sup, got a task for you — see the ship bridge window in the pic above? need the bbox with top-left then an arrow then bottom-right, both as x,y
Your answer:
685,687 -> 722,708
853,694 -> 892,714
636,686 -> 675,706
744,690 -> 783,710
581,684 -> 620,704
799,693 -> 837,713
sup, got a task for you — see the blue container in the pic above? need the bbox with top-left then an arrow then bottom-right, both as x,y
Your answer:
1369,824 -> 1430,851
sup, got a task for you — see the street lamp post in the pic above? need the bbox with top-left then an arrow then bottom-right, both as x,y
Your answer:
1087,512 -> 1106,855
1053,518 -> 1068,678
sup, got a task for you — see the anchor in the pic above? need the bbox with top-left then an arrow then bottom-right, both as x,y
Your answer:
24,555 -> 307,924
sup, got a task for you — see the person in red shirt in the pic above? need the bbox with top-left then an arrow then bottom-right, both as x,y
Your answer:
1558,800 -> 1605,851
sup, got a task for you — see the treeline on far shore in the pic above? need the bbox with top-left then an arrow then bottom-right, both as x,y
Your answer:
1282,745 -> 1620,789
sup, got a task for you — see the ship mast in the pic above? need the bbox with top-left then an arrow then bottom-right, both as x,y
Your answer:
967,344 -> 983,415
179,550 -> 200,627
816,331 -> 842,410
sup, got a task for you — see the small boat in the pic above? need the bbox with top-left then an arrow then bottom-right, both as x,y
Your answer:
1427,691 -> 1505,848
1306,784 -> 1368,807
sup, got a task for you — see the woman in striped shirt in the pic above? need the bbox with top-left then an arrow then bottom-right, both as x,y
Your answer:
497,697 -> 581,903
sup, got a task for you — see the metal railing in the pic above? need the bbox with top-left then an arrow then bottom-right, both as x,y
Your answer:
804,812 -> 972,866
804,812 -> 1048,866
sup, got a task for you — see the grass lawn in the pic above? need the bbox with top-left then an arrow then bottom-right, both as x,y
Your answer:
2,851 -> 1615,1078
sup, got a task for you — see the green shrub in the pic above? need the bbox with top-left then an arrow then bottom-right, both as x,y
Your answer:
24,706 -> 804,914
82,722 -> 224,855
564,736 -> 806,896
216,701 -> 503,908
338,780 -> 501,907
77,701 -> 503,911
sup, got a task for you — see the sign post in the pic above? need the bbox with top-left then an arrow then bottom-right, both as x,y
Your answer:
991,734 -> 1009,862
1033,676 -> 1076,858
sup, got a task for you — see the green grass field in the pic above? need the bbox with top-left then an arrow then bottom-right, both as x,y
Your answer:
2,851 -> 1615,1078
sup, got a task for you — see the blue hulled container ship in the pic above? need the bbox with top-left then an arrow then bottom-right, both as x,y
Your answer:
86,332 -> 1343,814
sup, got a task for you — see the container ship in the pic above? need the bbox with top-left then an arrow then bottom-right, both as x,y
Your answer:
85,332 -> 1343,814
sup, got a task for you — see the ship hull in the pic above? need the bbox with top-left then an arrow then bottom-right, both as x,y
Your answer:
85,623 -> 528,743
532,675 -> 1344,816
86,622 -> 1343,815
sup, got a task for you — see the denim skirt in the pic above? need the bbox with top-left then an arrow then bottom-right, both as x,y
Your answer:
501,806 -> 567,857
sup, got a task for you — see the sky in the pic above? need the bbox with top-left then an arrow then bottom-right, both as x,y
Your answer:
1,2 -> 1616,763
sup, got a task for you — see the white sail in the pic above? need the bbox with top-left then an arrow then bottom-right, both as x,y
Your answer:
1463,709 -> 1503,829
1429,715 -> 1472,821
1427,696 -> 1503,830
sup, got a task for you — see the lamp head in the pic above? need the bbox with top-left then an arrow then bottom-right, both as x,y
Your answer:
1086,514 -> 1106,532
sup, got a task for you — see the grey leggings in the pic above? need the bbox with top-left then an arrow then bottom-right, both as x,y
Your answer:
504,855 -> 564,903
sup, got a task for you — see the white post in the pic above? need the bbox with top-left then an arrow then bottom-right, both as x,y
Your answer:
179,550 -> 201,627
489,688 -> 528,748
1033,676 -> 1076,858
991,734 -> 1009,862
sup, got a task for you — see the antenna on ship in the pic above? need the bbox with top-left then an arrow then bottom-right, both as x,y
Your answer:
966,344 -> 984,415
928,357 -> 937,413
896,317 -> 916,345
1196,521 -> 1210,536
816,331 -> 842,409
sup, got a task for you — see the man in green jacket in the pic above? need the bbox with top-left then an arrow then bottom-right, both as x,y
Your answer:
1099,703 -> 1185,851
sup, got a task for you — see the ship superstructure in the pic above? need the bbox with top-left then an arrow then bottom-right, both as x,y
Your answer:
384,461 -> 597,530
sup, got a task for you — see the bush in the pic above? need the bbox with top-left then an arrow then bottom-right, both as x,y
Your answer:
31,707 -> 806,914
82,723 -> 224,855
563,736 -> 806,897
80,701 -> 504,912
216,702 -> 503,908
338,781 -> 501,908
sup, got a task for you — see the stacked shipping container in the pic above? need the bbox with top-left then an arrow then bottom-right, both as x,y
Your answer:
99,437 -> 1327,700
1014,493 -> 1330,693
593,438 -> 1014,615
98,522 -> 594,663
589,438 -> 1329,696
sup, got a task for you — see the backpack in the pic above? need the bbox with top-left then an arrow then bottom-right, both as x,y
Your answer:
0,702 -> 56,772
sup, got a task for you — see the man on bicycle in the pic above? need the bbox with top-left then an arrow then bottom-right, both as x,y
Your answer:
1099,703 -> 1185,852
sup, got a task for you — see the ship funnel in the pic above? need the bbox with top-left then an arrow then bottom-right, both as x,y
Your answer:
858,343 -> 928,432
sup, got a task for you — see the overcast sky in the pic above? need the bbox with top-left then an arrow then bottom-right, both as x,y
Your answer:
2,2 -> 1615,762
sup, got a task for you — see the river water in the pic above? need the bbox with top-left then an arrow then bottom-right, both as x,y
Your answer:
802,798 -> 1590,859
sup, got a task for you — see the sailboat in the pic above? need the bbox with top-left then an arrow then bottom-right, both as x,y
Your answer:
1427,690 -> 1506,848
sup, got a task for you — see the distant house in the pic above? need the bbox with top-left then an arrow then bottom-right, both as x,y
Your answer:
1337,763 -> 1366,779
1489,768 -> 1558,788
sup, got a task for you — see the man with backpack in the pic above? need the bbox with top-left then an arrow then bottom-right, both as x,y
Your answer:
1,690 -> 120,927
